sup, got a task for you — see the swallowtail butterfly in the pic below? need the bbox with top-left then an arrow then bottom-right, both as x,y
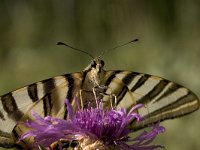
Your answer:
0,40 -> 199,149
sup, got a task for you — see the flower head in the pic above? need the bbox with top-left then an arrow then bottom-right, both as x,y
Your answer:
19,99 -> 165,150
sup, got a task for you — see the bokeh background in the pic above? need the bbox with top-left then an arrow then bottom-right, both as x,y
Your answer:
0,0 -> 200,149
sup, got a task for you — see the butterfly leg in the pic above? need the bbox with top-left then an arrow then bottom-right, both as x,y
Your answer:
79,89 -> 84,109
92,87 -> 99,108
97,86 -> 117,109
106,86 -> 117,108
79,88 -> 99,108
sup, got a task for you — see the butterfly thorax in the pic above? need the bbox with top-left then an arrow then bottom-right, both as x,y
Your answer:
81,58 -> 106,105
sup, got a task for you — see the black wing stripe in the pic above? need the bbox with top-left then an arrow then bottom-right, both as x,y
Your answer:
105,71 -> 121,87
103,71 -> 122,97
43,94 -> 52,116
1,93 -> 23,121
63,74 -> 74,119
65,74 -> 74,102
105,71 -> 134,108
143,92 -> 198,119
0,110 -> 5,120
27,83 -> 38,102
42,78 -> 56,95
0,130 -> 15,148
12,128 -> 20,141
121,72 -> 139,85
116,86 -> 129,104
155,82 -> 181,102
81,69 -> 88,89
130,92 -> 198,130
131,74 -> 151,92
12,128 -> 26,148
0,129 -> 16,148
137,79 -> 168,104
104,71 -> 123,99
41,78 -> 56,116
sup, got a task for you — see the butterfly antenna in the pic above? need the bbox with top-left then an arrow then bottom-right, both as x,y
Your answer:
101,38 -> 139,56
57,42 -> 94,59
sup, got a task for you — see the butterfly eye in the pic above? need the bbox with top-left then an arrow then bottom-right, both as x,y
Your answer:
101,60 -> 105,67
91,60 -> 97,68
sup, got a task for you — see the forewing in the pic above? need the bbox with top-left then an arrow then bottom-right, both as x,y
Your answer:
105,70 -> 199,130
0,72 -> 83,148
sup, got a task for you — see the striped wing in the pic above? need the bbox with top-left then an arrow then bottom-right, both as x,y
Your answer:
0,72 -> 83,149
104,70 -> 200,130
0,69 -> 199,148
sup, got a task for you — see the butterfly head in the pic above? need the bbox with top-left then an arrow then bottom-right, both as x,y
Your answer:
91,57 -> 105,72
84,57 -> 105,73
83,57 -> 105,87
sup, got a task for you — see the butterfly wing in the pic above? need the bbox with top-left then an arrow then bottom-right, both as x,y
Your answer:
0,69 -> 199,148
104,70 -> 199,130
0,72 -> 83,148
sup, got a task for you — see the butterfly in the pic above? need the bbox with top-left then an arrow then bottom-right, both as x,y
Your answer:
0,41 -> 199,149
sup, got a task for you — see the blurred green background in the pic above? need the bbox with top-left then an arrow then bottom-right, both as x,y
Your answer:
0,0 -> 200,149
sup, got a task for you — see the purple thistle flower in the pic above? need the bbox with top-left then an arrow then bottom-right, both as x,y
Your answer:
19,99 -> 165,150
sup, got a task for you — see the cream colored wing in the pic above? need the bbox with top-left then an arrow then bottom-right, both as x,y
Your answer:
104,70 -> 199,130
0,72 -> 83,149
